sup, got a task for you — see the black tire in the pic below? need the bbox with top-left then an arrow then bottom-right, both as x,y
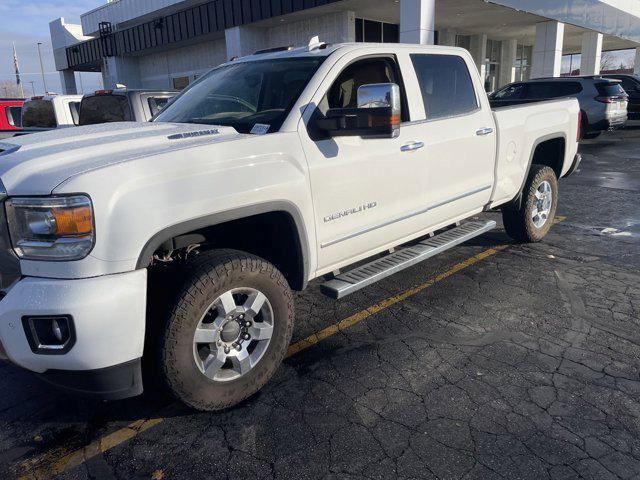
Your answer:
582,131 -> 601,140
160,249 -> 294,411
502,165 -> 558,243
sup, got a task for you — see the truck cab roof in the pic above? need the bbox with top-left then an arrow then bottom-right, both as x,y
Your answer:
83,89 -> 177,98
228,42 -> 468,64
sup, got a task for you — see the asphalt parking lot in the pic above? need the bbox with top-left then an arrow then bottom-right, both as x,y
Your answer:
2,127 -> 640,480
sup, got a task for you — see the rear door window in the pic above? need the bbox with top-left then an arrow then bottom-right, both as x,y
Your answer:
556,82 -> 582,96
410,54 -> 478,120
523,82 -> 557,99
21,100 -> 57,128
522,82 -> 580,99
79,95 -> 132,125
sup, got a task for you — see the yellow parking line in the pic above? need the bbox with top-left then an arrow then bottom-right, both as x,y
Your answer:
19,415 -> 168,480
285,244 -> 508,357
21,217 -> 564,480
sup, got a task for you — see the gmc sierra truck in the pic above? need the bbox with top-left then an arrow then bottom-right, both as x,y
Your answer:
0,41 -> 581,411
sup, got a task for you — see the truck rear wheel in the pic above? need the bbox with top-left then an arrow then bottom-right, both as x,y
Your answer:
160,249 -> 294,411
502,165 -> 558,243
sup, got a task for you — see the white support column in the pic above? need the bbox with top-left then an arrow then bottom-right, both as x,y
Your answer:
225,25 -> 267,60
400,0 -> 435,45
581,31 -> 603,75
499,39 -> 518,87
59,69 -> 77,95
469,34 -> 488,81
102,56 -> 141,90
634,47 -> 640,74
439,29 -> 457,47
531,21 -> 564,78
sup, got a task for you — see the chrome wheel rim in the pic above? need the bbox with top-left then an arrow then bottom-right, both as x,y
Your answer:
532,180 -> 553,229
192,287 -> 274,382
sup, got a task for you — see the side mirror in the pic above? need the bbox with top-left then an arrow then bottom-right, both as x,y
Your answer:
316,83 -> 401,138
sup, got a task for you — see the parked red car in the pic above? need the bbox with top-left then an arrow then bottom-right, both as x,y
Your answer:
0,99 -> 24,137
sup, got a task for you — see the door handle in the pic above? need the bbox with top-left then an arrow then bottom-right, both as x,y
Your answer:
476,127 -> 494,136
401,141 -> 425,152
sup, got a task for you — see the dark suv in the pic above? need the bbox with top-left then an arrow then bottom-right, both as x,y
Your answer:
490,77 -> 628,139
78,89 -> 177,126
601,74 -> 640,119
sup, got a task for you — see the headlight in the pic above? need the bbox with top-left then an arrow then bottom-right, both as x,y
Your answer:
5,195 -> 94,261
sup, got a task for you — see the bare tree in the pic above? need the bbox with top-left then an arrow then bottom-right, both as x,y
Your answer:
600,51 -> 617,71
600,52 -> 633,71
0,81 -> 22,98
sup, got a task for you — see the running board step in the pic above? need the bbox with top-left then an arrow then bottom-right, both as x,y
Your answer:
321,220 -> 496,299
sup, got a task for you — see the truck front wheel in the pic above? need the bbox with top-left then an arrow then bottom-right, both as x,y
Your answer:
502,165 -> 558,243
160,250 -> 294,411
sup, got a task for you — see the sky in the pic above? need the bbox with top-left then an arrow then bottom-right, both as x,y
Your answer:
0,0 -> 103,97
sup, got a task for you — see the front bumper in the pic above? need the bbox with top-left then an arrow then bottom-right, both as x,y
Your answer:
35,358 -> 143,400
0,269 -> 147,398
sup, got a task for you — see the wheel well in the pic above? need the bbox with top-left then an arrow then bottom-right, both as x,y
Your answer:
531,137 -> 565,178
148,211 -> 306,291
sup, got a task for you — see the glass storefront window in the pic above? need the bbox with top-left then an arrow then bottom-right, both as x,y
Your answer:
455,35 -> 471,51
515,44 -> 532,81
355,18 -> 399,43
484,39 -> 502,92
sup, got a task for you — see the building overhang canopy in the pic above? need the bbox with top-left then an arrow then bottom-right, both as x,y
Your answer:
65,0 -> 640,72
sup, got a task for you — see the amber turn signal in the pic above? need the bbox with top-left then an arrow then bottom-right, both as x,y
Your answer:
52,206 -> 93,236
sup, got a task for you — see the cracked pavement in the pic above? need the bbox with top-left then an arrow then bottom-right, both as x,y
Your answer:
2,127 -> 640,479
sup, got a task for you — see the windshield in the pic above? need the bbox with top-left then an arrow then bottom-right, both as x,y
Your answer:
22,100 -> 57,128
79,95 -> 132,125
154,57 -> 325,134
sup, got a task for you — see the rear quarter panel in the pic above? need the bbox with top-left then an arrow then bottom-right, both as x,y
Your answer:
490,98 -> 580,207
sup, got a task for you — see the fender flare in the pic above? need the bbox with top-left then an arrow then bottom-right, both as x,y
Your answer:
507,132 -> 567,210
136,200 -> 311,290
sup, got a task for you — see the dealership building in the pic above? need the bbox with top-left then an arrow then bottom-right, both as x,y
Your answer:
50,0 -> 640,94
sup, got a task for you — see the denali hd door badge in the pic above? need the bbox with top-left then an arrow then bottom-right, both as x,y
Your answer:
324,202 -> 378,223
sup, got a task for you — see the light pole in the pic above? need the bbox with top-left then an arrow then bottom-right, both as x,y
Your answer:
29,81 -> 36,97
37,42 -> 47,94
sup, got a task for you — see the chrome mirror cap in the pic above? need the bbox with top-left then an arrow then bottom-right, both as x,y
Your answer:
357,83 -> 401,113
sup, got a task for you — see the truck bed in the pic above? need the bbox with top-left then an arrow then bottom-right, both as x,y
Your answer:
488,98 -> 581,208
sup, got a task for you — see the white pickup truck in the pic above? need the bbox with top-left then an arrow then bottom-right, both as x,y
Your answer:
0,41 -> 581,411
19,94 -> 83,133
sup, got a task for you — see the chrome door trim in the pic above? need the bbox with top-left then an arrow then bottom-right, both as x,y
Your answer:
476,127 -> 494,136
320,185 -> 492,248
401,142 -> 425,152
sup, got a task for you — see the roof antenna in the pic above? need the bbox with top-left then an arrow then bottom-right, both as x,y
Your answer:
308,35 -> 325,51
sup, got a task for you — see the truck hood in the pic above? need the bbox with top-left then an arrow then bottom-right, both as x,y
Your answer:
0,122 -> 244,195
